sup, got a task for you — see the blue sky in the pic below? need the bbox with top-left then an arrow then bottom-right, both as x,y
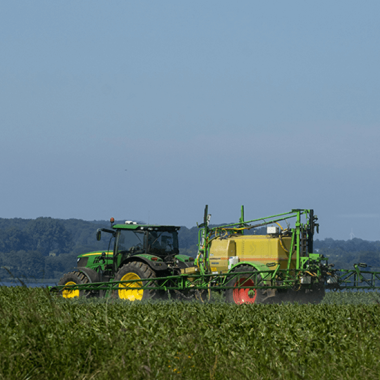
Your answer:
1,1 -> 379,240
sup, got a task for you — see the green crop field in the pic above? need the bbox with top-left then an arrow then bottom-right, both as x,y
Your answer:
0,287 -> 379,380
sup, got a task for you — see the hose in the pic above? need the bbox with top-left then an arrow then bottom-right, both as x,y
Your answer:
279,234 -> 289,253
275,222 -> 283,230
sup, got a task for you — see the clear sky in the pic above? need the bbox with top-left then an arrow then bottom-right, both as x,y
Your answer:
1,1 -> 379,240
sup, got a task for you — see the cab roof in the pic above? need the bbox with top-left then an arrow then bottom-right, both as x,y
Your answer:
112,224 -> 180,231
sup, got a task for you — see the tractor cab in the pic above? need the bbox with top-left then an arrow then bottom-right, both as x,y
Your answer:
114,223 -> 179,257
97,221 -> 179,257
95,220 -> 193,274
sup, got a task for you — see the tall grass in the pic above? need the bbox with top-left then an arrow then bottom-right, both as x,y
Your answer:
0,287 -> 379,380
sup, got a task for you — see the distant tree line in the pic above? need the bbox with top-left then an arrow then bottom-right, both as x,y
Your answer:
314,238 -> 380,271
0,217 -> 109,281
0,217 -> 379,281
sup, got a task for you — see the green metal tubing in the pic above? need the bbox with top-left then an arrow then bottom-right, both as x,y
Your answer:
272,263 -> 281,279
239,205 -> 245,235
332,269 -> 380,289
286,230 -> 296,272
296,210 -> 301,269
210,210 -> 301,230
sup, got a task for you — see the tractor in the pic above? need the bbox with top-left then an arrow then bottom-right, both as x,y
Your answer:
58,219 -> 195,301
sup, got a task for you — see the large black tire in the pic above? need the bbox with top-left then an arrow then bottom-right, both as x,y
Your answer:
58,271 -> 90,299
225,265 -> 265,304
114,261 -> 157,301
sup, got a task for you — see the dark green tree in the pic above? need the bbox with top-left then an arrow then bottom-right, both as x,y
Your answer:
26,218 -> 73,256
0,227 -> 29,252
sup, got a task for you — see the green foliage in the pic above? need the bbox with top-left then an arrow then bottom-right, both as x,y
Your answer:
315,238 -> 380,271
0,227 -> 28,252
0,287 -> 380,380
315,238 -> 380,253
0,250 -> 44,279
0,218 -> 111,280
0,218 -> 73,255
25,218 -> 74,256
322,290 -> 380,305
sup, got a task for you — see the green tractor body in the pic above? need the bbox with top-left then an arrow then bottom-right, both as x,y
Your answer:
58,221 -> 195,300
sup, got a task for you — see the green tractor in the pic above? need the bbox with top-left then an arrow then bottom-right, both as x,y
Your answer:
58,219 -> 195,301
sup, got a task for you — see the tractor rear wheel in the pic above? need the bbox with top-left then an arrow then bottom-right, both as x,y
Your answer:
58,271 -> 90,299
225,265 -> 265,304
114,261 -> 157,301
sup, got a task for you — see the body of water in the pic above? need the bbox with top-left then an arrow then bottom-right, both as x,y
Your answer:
1,281 -> 57,287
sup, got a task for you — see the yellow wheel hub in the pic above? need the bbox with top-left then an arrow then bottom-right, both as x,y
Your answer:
118,273 -> 143,301
62,281 -> 80,298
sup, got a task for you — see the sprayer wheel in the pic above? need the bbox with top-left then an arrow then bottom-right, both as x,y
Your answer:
225,265 -> 265,304
58,271 -> 90,299
113,261 -> 157,301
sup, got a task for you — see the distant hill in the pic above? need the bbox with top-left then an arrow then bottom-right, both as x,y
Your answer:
314,238 -> 380,271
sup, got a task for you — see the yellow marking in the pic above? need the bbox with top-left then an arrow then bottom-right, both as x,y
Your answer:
118,273 -> 143,301
211,257 -> 290,261
62,281 -> 79,298
81,251 -> 113,257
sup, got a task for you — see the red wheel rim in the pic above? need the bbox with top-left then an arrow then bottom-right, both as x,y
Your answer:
232,278 -> 256,304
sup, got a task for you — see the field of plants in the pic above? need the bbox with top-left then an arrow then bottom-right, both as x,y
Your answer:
0,287 -> 379,380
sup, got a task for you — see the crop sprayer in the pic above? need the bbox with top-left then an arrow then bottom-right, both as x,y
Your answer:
50,206 -> 380,304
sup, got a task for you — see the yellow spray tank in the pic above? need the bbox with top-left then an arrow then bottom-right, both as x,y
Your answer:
208,232 -> 295,274
197,205 -> 303,275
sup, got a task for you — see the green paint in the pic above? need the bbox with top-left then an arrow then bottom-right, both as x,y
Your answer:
112,224 -> 180,231
134,253 -> 163,261
175,254 -> 194,263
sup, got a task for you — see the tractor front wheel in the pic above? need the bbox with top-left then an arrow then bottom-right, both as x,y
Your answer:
114,261 -> 157,301
225,265 -> 265,304
58,271 -> 90,299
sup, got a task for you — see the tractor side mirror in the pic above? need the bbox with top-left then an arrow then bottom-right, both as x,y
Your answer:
96,230 -> 101,241
99,251 -> 106,263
